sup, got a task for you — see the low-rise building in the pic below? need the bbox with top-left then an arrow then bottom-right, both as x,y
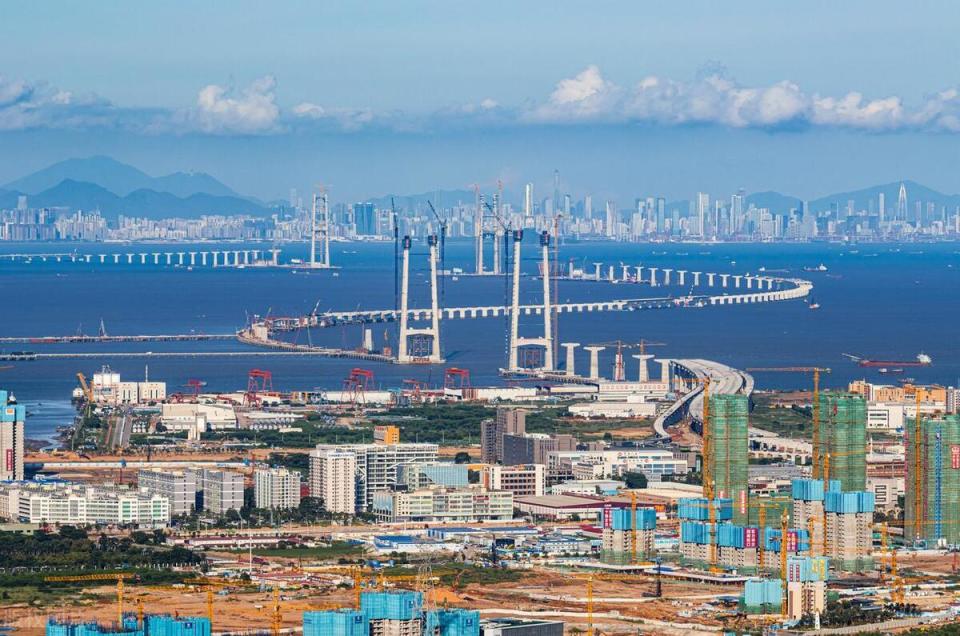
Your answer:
372,486 -> 513,523
397,462 -> 468,489
0,482 -> 170,526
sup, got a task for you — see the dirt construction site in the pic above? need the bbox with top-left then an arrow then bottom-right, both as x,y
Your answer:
1,567 -> 751,636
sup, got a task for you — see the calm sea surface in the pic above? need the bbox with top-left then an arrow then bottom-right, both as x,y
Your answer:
1,239 -> 957,440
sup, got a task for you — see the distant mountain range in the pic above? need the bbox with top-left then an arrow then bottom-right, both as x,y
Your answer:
0,157 -> 270,220
4,156 -> 960,221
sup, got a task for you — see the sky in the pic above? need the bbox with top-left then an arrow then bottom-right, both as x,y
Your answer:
2,1 -> 960,202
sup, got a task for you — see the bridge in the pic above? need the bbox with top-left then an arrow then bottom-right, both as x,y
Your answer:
653,358 -> 754,438
0,333 -> 235,345
0,248 -> 282,268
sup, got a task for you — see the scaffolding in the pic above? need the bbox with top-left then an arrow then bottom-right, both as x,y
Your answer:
905,415 -> 960,547
817,392 -> 866,492
710,394 -> 750,525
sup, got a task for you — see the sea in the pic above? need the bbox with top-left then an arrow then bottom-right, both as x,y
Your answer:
1,239 -> 958,442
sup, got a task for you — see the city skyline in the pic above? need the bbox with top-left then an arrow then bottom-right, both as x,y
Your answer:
3,2 -> 960,201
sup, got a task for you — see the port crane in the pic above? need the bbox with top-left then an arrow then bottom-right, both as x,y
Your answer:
745,366 -> 831,479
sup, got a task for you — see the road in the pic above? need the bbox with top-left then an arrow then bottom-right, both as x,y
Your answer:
653,359 -> 753,437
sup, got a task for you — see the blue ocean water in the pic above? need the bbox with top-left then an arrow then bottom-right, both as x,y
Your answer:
1,239 -> 958,440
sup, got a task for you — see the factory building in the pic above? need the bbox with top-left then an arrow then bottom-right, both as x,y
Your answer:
0,390 -> 24,481
89,368 -> 166,405
905,415 -> 960,547
137,468 -> 197,516
310,448 -> 358,514
600,506 -> 656,563
310,443 -> 439,511
709,394 -> 749,524
254,467 -> 302,510
198,469 -> 244,515
482,464 -> 546,497
371,486 -> 513,523
816,392 -> 867,492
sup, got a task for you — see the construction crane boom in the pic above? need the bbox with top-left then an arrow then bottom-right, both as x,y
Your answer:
45,573 -> 133,624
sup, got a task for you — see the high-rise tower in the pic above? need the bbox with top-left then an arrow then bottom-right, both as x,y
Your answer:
897,182 -> 908,222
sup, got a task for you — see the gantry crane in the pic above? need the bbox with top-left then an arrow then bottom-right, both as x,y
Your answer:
745,367 -> 830,478
45,573 -> 133,624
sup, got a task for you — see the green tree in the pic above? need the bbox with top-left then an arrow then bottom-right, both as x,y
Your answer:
623,471 -> 648,489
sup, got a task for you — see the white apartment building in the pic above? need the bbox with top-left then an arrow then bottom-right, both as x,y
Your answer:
0,483 -> 170,526
483,464 -> 546,497
137,468 -> 197,516
309,448 -> 357,514
199,469 -> 244,515
371,486 -> 514,523
310,443 -> 438,512
254,467 -> 301,510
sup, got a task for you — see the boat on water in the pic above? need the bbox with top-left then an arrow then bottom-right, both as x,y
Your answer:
808,301 -> 821,310
843,352 -> 932,368
803,263 -> 828,272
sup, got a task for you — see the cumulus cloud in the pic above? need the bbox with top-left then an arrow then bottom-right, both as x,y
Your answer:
186,76 -> 281,134
0,75 -> 122,132
527,65 -> 960,133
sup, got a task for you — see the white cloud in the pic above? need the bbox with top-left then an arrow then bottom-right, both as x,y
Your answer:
187,76 -> 280,134
528,65 -> 622,122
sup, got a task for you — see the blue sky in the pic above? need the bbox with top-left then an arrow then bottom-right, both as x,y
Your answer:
2,1 -> 960,201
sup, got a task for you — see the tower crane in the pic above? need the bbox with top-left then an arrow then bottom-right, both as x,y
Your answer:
780,509 -> 789,617
45,573 -> 134,625
746,367 -> 831,478
76,372 -> 95,417
912,389 -> 923,545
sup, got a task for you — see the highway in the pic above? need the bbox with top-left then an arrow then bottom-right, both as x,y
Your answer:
653,358 -> 753,438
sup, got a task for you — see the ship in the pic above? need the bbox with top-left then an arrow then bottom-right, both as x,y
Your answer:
843,353 -> 932,367
803,263 -> 828,272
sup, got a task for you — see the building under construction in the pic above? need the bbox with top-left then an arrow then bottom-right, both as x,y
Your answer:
905,415 -> 960,547
710,394 -> 749,525
601,506 -> 657,563
47,615 -> 210,636
816,392 -> 867,492
304,591 -> 480,636
791,478 -> 874,572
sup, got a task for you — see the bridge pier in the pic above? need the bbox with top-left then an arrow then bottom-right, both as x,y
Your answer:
113,254 -> 120,264
189,252 -> 197,266
152,253 -> 160,265
745,276 -> 753,289
663,268 -> 672,285
656,358 -> 672,391
733,275 -> 742,288
271,249 -> 280,266
621,264 -> 630,281
164,252 -> 173,265
126,254 -> 133,264
594,263 -> 602,280
648,267 -> 658,287
233,250 -> 241,267
177,252 -> 185,266
677,270 -> 686,286
692,271 -> 701,286
707,273 -> 715,286
140,253 -> 148,265
720,274 -> 729,287
607,265 -> 615,282
585,346 -> 605,380
98,254 -> 106,263
562,343 -> 579,376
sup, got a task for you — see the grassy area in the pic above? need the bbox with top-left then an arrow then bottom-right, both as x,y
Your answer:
749,393 -> 812,439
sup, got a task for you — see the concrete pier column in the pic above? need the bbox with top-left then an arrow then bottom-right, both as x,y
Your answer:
692,271 -> 701,286
252,250 -> 260,262
201,252 -> 208,266
720,274 -> 729,287
655,358 -> 672,391
584,346 -> 605,380
562,342 -> 580,376
648,267 -> 658,287
745,276 -> 753,289
126,254 -> 134,264
607,265 -> 615,281
733,275 -> 742,288
98,254 -> 106,263
164,252 -> 173,265
243,250 -> 251,265
139,253 -> 148,264
633,354 -> 655,382
621,264 -> 630,281
211,251 -> 220,267
152,253 -> 160,265
271,249 -> 280,266
84,255 -> 91,263
189,252 -> 197,266
663,268 -> 672,285
635,266 -> 644,283
707,273 -> 715,286
233,250 -> 241,266
593,263 -> 602,280
677,270 -> 687,286
767,278 -> 774,290
177,252 -> 185,266
113,254 -> 120,264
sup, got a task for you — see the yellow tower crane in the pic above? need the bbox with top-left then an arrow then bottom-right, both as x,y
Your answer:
630,491 -> 638,564
758,503 -> 767,571
272,586 -> 282,636
746,367 -> 830,478
45,573 -> 133,625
